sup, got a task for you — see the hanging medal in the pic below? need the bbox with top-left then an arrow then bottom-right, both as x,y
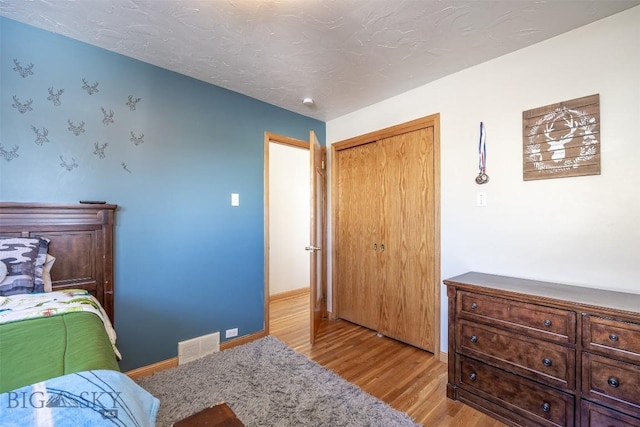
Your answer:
475,122 -> 489,184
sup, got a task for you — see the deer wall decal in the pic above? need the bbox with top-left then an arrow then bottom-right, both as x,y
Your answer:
82,78 -> 100,95
12,59 -> 34,78
0,145 -> 20,162
31,126 -> 50,145
101,107 -> 115,125
12,96 -> 33,114
47,87 -> 64,106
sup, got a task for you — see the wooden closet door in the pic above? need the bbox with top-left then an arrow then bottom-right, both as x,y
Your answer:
335,142 -> 381,330
378,127 -> 435,351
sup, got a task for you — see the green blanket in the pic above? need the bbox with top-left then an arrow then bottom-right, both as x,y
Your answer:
0,311 -> 119,393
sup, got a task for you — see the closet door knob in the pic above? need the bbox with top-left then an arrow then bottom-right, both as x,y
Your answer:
380,244 -> 385,252
373,243 -> 378,250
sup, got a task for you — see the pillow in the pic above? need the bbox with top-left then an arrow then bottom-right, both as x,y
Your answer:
0,260 -> 6,283
0,237 -> 50,296
42,253 -> 56,292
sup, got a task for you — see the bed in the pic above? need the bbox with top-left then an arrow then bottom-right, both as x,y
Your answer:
0,202 -> 158,426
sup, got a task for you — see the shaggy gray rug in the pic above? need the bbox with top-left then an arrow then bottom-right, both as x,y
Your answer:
136,335 -> 421,427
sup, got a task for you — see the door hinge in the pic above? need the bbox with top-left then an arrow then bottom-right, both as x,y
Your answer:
321,160 -> 326,170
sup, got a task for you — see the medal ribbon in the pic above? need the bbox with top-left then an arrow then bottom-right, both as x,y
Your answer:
478,122 -> 486,174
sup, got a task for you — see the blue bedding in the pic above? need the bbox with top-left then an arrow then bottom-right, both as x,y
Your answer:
0,369 -> 159,426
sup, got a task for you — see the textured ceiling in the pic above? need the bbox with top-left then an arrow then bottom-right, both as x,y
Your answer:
1,0 -> 638,121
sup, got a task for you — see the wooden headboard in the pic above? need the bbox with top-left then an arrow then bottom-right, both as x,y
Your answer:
0,202 -> 117,321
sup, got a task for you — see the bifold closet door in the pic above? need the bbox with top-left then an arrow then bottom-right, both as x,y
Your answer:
378,127 -> 435,351
335,142 -> 380,330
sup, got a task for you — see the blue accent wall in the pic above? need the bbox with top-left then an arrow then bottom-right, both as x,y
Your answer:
0,17 -> 326,370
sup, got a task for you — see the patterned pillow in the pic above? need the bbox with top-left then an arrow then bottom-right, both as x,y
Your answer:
0,237 -> 50,296
42,254 -> 56,292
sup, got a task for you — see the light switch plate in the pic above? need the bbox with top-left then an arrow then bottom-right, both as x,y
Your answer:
476,192 -> 487,207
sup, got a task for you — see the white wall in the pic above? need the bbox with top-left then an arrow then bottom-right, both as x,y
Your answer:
269,143 -> 311,295
327,6 -> 640,353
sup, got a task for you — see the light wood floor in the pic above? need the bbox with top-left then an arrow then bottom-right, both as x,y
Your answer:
269,292 -> 505,427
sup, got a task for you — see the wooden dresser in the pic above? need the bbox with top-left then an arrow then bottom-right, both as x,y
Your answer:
445,272 -> 640,427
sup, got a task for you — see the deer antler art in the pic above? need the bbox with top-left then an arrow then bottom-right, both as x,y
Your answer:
47,87 -> 65,106
0,144 -> 20,161
82,78 -> 99,95
31,126 -> 50,146
13,59 -> 34,78
93,142 -> 108,159
101,107 -> 115,125
59,155 -> 78,171
126,95 -> 141,111
67,120 -> 86,136
12,96 -> 33,114
544,110 -> 578,162
130,131 -> 145,146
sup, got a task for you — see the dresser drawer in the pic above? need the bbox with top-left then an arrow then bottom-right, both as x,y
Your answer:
457,319 -> 575,390
584,315 -> 640,364
458,291 -> 576,344
582,353 -> 640,412
457,355 -> 574,426
581,401 -> 640,427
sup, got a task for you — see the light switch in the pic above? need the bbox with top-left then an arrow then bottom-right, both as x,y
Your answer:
231,193 -> 240,206
476,192 -> 487,207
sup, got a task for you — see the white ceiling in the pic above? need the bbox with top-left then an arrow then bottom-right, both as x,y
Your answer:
1,0 -> 638,122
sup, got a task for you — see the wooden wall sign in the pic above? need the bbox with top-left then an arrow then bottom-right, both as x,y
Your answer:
522,94 -> 600,181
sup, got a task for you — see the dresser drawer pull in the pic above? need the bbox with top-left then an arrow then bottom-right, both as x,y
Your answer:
469,335 -> 478,343
469,372 -> 477,381
541,402 -> 551,413
608,377 -> 620,388
471,302 -> 478,310
609,333 -> 619,342
543,319 -> 552,327
542,358 -> 552,367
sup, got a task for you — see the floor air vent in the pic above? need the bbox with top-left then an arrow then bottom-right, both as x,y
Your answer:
178,332 -> 220,365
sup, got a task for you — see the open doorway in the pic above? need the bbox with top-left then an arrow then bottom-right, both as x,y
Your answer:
263,133 -> 311,336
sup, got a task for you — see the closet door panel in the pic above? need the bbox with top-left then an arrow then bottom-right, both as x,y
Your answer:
378,128 -> 435,351
336,142 -> 380,330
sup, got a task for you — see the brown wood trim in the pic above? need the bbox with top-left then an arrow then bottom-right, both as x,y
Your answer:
270,287 -> 310,302
265,132 -> 309,149
432,113 -> 442,361
263,132 -> 271,336
330,145 -> 339,319
332,114 -> 439,151
125,330 -> 268,380
125,357 -> 179,380
439,351 -> 448,364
